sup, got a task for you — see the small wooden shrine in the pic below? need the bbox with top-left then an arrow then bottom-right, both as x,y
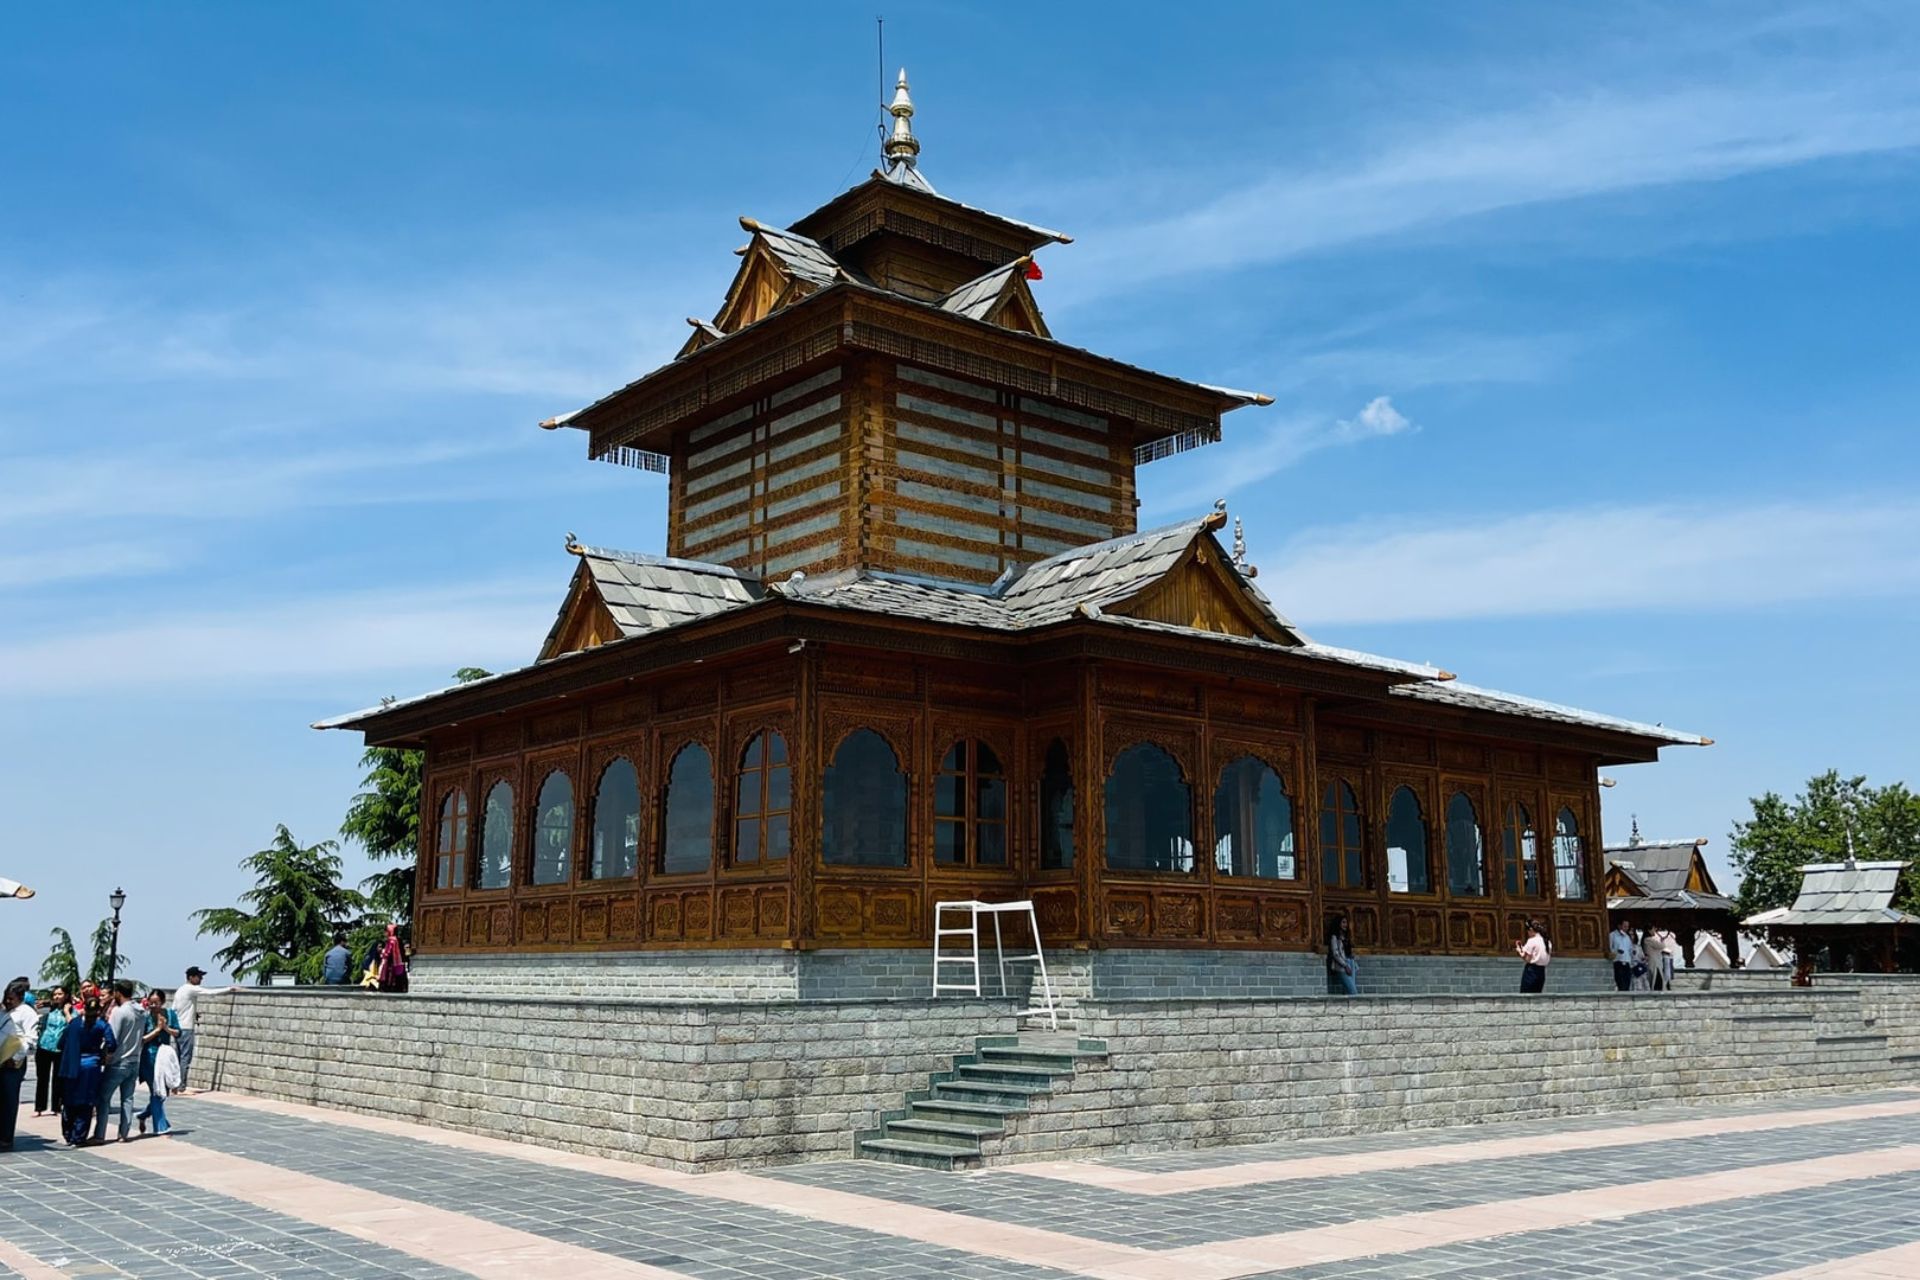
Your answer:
1603,822 -> 1739,966
1745,858 -> 1919,974
323,74 -> 1707,966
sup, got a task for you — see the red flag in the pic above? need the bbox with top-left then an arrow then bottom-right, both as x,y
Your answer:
1024,258 -> 1043,281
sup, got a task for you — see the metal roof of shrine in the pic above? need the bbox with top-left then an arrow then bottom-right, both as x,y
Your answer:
1745,861 -> 1919,928
1602,834 -> 1733,913
318,511 -> 1712,752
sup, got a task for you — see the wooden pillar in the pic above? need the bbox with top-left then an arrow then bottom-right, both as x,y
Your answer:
1078,660 -> 1102,948
1721,920 -> 1742,969
792,645 -> 818,949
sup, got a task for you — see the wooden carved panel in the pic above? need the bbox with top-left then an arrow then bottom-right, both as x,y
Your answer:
610,894 -> 641,942
719,888 -> 757,938
928,672 -> 1021,711
576,896 -> 610,944
1320,724 -> 1367,757
729,662 -> 793,706
1208,688 -> 1299,727
1100,719 -> 1200,777
489,904 -> 513,946
478,724 -> 521,758
1445,911 -> 1470,950
1547,754 -> 1589,783
518,902 -> 546,945
1261,897 -> 1309,945
1387,907 -> 1415,949
591,693 -> 651,731
465,906 -> 490,946
1216,895 -> 1260,941
660,676 -> 721,713
546,899 -> 572,942
819,889 -> 863,938
1505,912 -> 1534,945
821,655 -> 918,698
1381,733 -> 1432,765
1439,740 -> 1488,772
1569,911 -> 1605,953
1467,910 -> 1497,951
683,892 -> 713,939
1031,888 -> 1079,941
650,895 -> 683,942
756,888 -> 789,938
1155,891 -> 1205,939
1106,893 -> 1150,938
1098,670 -> 1199,713
868,889 -> 916,939
1494,748 -> 1541,777
1347,904 -> 1381,948
1412,908 -> 1443,948
530,710 -> 582,747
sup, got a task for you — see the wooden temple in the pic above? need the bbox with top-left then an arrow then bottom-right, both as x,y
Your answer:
322,73 -> 1708,968
1603,822 -> 1740,967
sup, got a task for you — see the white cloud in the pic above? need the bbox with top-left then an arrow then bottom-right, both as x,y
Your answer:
0,542 -> 178,590
1144,395 -> 1414,514
0,581 -> 558,697
1262,500 -> 1920,626
1338,395 -> 1413,439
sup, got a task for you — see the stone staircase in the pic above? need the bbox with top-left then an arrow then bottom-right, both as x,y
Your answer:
856,1031 -> 1109,1169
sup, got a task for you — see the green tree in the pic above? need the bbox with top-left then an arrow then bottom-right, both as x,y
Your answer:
40,928 -> 79,990
1730,771 -> 1920,918
87,917 -> 131,984
340,666 -> 491,927
193,825 -> 371,983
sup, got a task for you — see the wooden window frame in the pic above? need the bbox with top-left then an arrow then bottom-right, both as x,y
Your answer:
732,730 -> 792,867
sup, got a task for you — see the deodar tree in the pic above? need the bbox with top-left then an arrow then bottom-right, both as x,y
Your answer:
1730,771 -> 1920,918
193,826 -> 370,984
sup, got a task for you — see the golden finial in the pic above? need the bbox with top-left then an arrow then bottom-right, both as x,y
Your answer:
884,68 -> 921,170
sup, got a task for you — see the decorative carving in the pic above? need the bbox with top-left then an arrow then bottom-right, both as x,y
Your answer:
1446,911 -> 1470,949
1388,908 -> 1415,949
660,677 -> 721,712
466,906 -> 489,946
1413,909 -> 1442,948
819,890 -> 862,936
821,656 -> 918,698
1494,748 -> 1541,777
1262,897 -> 1309,944
1381,733 -> 1432,764
591,693 -> 651,731
684,893 -> 712,937
1216,897 -> 1259,939
1099,670 -> 1200,713
869,891 -> 914,936
577,897 -> 609,943
1100,720 -> 1198,777
478,724 -> 521,758
546,899 -> 572,941
1157,893 -> 1204,937
1439,740 -> 1488,771
1031,889 -> 1078,940
489,905 -> 513,946
1106,895 -> 1150,937
610,896 -> 640,941
1348,905 -> 1380,948
1547,754 -> 1590,783
650,897 -> 682,940
720,890 -> 755,936
757,890 -> 788,936
1320,724 -> 1368,757
530,711 -> 582,746
1207,689 -> 1299,726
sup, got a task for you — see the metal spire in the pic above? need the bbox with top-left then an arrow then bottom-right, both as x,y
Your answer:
883,68 -> 921,171
1231,517 -> 1247,568
1629,815 -> 1642,847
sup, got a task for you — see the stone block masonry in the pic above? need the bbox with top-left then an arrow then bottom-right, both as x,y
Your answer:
193,989 -> 1020,1170
1676,970 -> 1920,1072
984,986 -> 1897,1164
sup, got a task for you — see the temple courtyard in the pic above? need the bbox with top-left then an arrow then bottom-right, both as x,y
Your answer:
4,1088 -> 1920,1279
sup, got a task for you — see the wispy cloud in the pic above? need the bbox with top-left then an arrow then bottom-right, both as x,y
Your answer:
0,542 -> 179,590
1053,45 -> 1920,297
1264,500 -> 1920,626
0,581 -> 557,697
1144,395 -> 1415,515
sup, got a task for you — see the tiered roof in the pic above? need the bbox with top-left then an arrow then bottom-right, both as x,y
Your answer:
1602,830 -> 1733,914
1745,861 -> 1919,929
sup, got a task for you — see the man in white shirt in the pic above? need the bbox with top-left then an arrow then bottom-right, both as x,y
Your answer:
173,966 -> 236,1094
2,977 -> 35,1151
1608,923 -> 1636,992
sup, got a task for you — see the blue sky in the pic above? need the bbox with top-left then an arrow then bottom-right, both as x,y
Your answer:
4,2 -> 1917,984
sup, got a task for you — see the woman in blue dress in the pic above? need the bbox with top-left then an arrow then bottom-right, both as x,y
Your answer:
57,996 -> 116,1146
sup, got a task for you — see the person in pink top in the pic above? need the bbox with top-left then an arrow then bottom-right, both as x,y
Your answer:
1515,919 -> 1551,993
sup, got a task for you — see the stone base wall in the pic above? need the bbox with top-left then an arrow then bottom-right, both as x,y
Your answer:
988,987 -> 1898,1164
1675,969 -> 1920,1066
411,947 -> 1611,1003
193,990 -> 1018,1170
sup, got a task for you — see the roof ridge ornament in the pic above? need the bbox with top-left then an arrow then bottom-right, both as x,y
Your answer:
1629,815 -> 1643,847
883,68 -> 921,172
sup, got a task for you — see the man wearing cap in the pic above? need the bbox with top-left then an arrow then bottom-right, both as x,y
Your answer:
172,967 -> 236,1094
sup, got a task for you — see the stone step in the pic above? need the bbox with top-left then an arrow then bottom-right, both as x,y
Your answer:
931,1079 -> 1049,1109
976,1047 -> 1082,1072
955,1062 -> 1061,1088
883,1117 -> 1002,1149
908,1097 -> 1016,1127
858,1137 -> 976,1170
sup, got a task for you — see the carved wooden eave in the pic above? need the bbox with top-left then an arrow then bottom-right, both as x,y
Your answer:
557,284 -> 1263,462
1316,696 -> 1672,767
1104,528 -> 1299,645
788,172 -> 1070,272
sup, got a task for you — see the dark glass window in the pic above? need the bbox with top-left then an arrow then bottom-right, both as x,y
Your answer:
934,740 -> 1007,867
1554,806 -> 1590,900
734,731 -> 791,864
1103,744 -> 1194,873
661,744 -> 714,875
479,781 -> 513,889
1503,802 -> 1539,896
1386,786 -> 1431,894
1213,756 -> 1296,879
531,771 -> 574,886
1039,739 -> 1075,870
1319,779 -> 1364,889
435,789 -> 468,891
590,758 -> 640,879
1445,792 -> 1486,897
822,729 -> 908,866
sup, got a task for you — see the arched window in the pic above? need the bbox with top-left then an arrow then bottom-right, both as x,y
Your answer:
822,729 -> 908,866
1386,786 -> 1430,894
734,731 -> 791,864
1503,802 -> 1539,896
1039,739 -> 1075,870
660,744 -> 714,875
1213,756 -> 1296,879
531,772 -> 574,885
1320,780 -> 1364,889
1104,744 -> 1194,873
589,758 -> 640,879
479,780 -> 513,890
1445,792 -> 1486,897
934,740 -> 1007,867
434,789 -> 468,891
1554,806 -> 1590,900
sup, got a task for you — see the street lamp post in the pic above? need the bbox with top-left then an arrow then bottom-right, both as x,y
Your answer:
106,887 -> 127,987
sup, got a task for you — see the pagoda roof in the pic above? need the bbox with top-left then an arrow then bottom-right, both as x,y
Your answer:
319,511 -> 1710,761
789,165 -> 1072,256
1745,861 -> 1920,929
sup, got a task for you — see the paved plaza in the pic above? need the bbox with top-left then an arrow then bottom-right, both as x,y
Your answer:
4,1088 -> 1920,1279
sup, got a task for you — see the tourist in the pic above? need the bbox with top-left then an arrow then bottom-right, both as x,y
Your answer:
33,986 -> 70,1116
375,923 -> 409,993
136,990 -> 180,1135
1,977 -> 34,1151
173,966 -> 236,1094
1326,915 -> 1358,996
1608,921 -> 1635,991
94,979 -> 144,1143
1515,920 -> 1551,993
321,932 -> 354,985
1642,927 -> 1671,992
1663,928 -> 1683,989
57,996 -> 115,1146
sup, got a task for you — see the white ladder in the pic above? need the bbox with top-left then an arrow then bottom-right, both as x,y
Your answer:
931,899 -> 1059,1030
